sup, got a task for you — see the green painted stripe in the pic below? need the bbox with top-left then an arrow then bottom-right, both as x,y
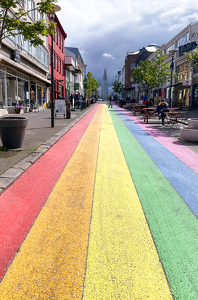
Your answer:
109,108 -> 198,300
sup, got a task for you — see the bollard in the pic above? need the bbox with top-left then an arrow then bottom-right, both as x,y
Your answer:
66,101 -> 71,119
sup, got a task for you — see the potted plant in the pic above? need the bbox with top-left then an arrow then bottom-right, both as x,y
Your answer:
0,116 -> 28,148
15,104 -> 24,114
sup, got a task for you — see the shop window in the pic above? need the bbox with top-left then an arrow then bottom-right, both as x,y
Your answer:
6,74 -> 17,106
18,78 -> 29,107
37,86 -> 42,106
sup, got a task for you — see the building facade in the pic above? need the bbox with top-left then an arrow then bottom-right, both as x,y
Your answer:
48,15 -> 67,102
65,47 -> 84,98
0,0 -> 50,113
125,51 -> 139,99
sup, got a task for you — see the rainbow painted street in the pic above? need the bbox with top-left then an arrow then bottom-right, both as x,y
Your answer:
1,103 -> 198,299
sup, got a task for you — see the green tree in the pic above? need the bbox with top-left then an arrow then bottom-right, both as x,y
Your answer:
150,49 -> 171,99
84,72 -> 101,97
133,49 -> 172,100
185,46 -> 198,67
112,80 -> 124,95
0,0 -> 57,50
133,59 -> 154,90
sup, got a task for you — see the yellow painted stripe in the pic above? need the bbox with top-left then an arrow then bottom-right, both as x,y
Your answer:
0,106 -> 103,300
83,106 -> 173,299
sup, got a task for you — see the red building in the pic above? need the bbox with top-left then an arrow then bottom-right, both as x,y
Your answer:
48,15 -> 67,101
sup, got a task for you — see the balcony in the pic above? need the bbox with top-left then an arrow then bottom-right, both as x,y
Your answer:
65,56 -> 75,71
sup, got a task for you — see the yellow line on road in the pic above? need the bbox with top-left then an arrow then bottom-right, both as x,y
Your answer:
83,106 -> 173,299
0,106 -> 103,300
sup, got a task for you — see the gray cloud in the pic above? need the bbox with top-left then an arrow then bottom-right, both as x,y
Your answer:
57,0 -> 198,93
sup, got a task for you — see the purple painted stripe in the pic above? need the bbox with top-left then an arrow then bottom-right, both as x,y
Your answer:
115,105 -> 198,174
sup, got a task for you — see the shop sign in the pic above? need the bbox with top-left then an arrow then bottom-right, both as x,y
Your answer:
183,80 -> 191,86
179,41 -> 197,57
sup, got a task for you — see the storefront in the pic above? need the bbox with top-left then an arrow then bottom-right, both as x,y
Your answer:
0,65 -> 47,110
173,61 -> 192,108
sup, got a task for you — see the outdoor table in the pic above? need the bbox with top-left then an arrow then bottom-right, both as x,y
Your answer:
143,107 -> 158,123
133,104 -> 146,116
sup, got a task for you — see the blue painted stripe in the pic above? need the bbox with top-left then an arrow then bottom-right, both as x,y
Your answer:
113,107 -> 198,217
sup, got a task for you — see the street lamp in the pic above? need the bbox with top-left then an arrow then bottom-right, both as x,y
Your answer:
168,50 -> 176,108
83,64 -> 88,105
49,4 -> 61,127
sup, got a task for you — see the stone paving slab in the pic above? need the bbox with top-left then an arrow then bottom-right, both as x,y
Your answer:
1,168 -> 24,179
13,161 -> 32,171
0,177 -> 15,190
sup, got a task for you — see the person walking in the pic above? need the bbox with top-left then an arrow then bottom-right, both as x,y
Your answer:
108,94 -> 112,108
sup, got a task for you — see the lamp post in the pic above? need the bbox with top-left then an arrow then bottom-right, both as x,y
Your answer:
168,50 -> 176,108
49,4 -> 61,127
83,64 -> 88,105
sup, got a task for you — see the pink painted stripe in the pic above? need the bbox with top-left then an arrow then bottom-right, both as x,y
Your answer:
115,105 -> 198,174
0,105 -> 99,281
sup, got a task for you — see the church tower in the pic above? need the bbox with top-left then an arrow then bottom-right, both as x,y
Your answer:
101,68 -> 109,100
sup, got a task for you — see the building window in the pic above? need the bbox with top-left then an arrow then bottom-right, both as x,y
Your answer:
177,33 -> 189,48
131,63 -> 135,69
176,62 -> 192,83
166,44 -> 175,54
27,0 -> 35,21
19,0 -> 25,8
37,10 -> 43,21
130,76 -> 134,82
56,56 -> 58,70
59,85 -> 63,97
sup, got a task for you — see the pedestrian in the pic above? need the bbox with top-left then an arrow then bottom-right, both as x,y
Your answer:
156,99 -> 169,125
108,94 -> 112,108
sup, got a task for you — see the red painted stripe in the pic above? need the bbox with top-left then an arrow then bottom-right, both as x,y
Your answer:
0,105 -> 99,281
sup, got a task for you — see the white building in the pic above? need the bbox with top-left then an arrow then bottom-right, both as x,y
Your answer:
0,0 -> 50,114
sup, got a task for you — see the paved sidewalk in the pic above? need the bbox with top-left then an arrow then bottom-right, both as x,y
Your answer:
0,104 -> 97,193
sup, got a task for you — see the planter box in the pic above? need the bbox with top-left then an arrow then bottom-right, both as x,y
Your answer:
7,106 -> 16,114
180,127 -> 198,142
0,116 -> 28,148
187,118 -> 198,129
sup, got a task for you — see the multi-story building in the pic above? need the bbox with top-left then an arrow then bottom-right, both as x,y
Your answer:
0,0 -> 50,113
48,15 -> 67,101
64,49 -> 76,100
65,47 -> 85,97
146,21 -> 198,109
125,51 -> 139,99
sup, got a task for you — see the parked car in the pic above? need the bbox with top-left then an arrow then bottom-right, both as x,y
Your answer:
98,98 -> 103,101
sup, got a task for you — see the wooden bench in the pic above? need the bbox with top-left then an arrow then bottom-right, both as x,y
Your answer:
133,104 -> 146,116
143,107 -> 159,123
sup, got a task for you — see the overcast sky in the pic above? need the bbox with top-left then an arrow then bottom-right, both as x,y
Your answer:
57,0 -> 198,94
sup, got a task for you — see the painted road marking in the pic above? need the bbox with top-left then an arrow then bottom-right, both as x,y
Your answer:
0,106 -> 103,299
114,107 -> 198,217
0,104 -> 99,281
110,107 -> 198,299
83,105 -> 173,299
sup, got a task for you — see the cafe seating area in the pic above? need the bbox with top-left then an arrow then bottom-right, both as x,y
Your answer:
121,102 -> 189,129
